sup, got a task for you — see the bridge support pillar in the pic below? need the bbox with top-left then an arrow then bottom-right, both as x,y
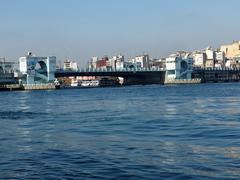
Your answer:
19,52 -> 56,85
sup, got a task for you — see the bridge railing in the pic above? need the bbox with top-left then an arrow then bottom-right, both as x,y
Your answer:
56,66 -> 240,74
57,67 -> 164,73
193,67 -> 240,71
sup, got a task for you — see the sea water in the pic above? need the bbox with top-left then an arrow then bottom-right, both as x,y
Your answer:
0,83 -> 240,179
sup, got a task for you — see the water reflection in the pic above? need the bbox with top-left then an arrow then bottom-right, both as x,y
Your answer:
17,91 -> 31,112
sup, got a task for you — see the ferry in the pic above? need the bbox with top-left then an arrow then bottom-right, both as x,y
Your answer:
69,78 -> 119,88
70,79 -> 100,88
70,79 -> 81,87
81,80 -> 100,87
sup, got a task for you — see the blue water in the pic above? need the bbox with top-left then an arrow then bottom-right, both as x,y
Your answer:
1,83 -> 240,179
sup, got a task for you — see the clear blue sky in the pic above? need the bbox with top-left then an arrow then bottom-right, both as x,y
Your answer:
0,0 -> 240,65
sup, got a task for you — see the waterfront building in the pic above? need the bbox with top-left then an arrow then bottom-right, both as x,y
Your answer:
204,47 -> 216,68
225,60 -> 231,67
215,51 -> 225,68
225,58 -> 240,68
192,52 -> 206,68
220,41 -> 240,59
215,51 -> 225,62
151,58 -> 166,69
205,47 -> 216,60
192,48 -> 225,68
131,54 -> 150,68
165,53 -> 193,80
116,58 -> 125,69
63,60 -> 78,71
96,56 -> 109,69
232,56 -> 240,68
108,55 -> 124,69
107,57 -> 115,69
175,51 -> 189,58
88,57 -> 98,69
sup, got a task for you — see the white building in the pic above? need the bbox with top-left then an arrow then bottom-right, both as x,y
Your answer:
225,60 -> 231,67
193,52 -> 206,68
116,59 -> 124,69
203,47 -> 217,68
151,58 -> 166,69
205,47 -> 216,60
165,54 -> 193,80
215,51 -> 225,61
63,60 -> 78,71
108,55 -> 124,69
131,54 -> 150,68
215,51 -> 225,67
88,57 -> 98,69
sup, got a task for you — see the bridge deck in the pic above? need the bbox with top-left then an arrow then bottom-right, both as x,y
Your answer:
55,68 -> 165,78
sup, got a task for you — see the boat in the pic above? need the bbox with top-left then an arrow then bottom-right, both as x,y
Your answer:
54,79 -> 61,89
81,80 -> 100,87
70,79 -> 81,87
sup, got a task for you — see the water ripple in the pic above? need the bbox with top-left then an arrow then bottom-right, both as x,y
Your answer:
0,84 -> 240,179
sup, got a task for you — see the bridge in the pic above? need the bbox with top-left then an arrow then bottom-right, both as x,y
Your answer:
15,52 -> 240,86
193,67 -> 240,73
192,67 -> 240,82
55,68 -> 166,85
55,67 -> 240,85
